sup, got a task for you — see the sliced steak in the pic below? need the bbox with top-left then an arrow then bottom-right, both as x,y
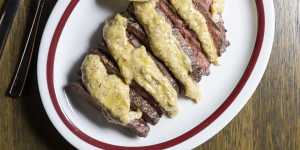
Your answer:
126,119 -> 150,137
129,82 -> 162,124
214,18 -> 230,55
130,82 -> 165,116
65,82 -> 150,137
89,49 -> 161,125
192,0 -> 229,55
102,13 -> 181,93
193,0 -> 212,12
193,0 -> 212,13
158,0 -> 210,81
127,20 -> 148,47
126,21 -> 181,93
90,49 -> 120,75
128,2 -> 210,82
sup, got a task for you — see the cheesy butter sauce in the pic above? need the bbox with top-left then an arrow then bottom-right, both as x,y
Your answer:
211,0 -> 224,22
103,14 -> 178,116
81,54 -> 142,124
170,0 -> 219,64
133,0 -> 201,101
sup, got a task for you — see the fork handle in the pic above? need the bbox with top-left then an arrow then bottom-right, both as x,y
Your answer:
7,0 -> 45,97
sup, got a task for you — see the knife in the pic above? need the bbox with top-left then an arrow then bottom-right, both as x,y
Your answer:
0,0 -> 21,59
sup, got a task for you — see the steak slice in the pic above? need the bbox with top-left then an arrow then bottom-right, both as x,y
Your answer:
126,19 -> 181,93
65,82 -> 150,137
158,0 -> 210,81
127,3 -> 210,82
130,82 -> 165,116
193,0 -> 212,12
90,49 -> 161,125
192,0 -> 229,55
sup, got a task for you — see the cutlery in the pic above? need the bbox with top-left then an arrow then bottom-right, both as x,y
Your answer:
7,0 -> 56,97
0,0 -> 21,59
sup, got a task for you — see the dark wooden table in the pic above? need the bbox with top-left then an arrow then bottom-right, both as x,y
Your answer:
0,0 -> 299,149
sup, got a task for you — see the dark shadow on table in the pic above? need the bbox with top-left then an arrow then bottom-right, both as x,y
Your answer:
20,73 -> 75,150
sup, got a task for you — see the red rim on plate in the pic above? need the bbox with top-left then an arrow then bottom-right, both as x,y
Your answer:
46,0 -> 265,149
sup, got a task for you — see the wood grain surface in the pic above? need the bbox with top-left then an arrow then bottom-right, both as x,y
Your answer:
0,0 -> 299,150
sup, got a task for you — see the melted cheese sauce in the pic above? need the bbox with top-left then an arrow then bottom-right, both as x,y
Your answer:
103,14 -> 178,116
211,0 -> 224,22
170,0 -> 219,64
133,0 -> 201,101
81,54 -> 142,124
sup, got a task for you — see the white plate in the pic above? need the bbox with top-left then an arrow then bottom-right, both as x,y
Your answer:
37,0 -> 275,149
